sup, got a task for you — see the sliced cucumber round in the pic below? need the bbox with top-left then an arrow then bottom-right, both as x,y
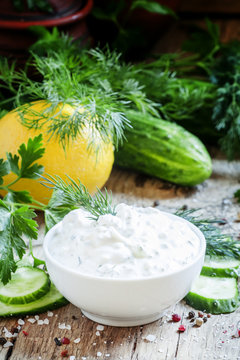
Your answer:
185,275 -> 240,314
0,283 -> 68,317
201,255 -> 240,278
0,267 -> 50,305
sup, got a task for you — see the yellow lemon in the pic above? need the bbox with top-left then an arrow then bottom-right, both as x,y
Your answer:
0,100 -> 114,204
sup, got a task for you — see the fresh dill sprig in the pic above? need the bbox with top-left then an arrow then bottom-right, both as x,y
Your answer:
176,208 -> 240,259
41,174 -> 116,220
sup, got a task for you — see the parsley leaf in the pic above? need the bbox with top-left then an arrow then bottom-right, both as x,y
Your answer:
0,159 -> 9,185
44,206 -> 73,232
7,134 -> 45,179
4,190 -> 33,204
0,199 -> 38,284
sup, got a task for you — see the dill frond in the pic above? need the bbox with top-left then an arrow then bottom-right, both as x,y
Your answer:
176,208 -> 240,259
41,174 -> 116,220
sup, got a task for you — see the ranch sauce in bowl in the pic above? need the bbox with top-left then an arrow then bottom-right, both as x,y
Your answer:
48,204 -> 200,278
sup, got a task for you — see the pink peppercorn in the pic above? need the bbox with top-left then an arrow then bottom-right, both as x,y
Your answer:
22,331 -> 29,336
61,337 -> 70,345
172,314 -> 181,322
61,350 -> 68,357
178,325 -> 186,333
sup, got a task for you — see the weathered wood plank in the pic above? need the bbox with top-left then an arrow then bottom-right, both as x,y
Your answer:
2,156 -> 240,359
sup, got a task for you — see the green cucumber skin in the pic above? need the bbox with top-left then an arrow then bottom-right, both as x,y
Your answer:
185,290 -> 240,314
115,110 -> 212,186
0,283 -> 68,317
201,266 -> 239,278
0,267 -> 51,305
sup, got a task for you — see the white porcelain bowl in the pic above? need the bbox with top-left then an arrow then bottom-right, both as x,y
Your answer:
43,212 -> 206,327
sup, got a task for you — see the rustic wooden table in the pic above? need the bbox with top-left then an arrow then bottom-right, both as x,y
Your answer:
2,3 -> 240,358
1,155 -> 240,360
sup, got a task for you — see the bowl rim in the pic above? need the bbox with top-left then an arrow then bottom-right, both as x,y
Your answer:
0,0 -> 93,29
43,209 -> 206,283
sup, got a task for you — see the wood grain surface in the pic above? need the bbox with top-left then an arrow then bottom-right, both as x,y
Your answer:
0,156 -> 240,360
1,12 -> 240,360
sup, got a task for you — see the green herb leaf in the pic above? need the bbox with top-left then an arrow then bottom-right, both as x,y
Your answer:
176,208 -> 240,259
4,190 -> 33,204
182,19 -> 220,59
44,206 -> 73,232
131,0 -> 177,17
7,134 -> 45,179
0,199 -> 38,284
92,0 -> 125,23
0,159 -> 9,185
234,189 -> 240,202
41,174 -> 116,221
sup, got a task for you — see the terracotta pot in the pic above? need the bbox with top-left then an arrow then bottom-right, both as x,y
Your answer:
0,0 -> 93,58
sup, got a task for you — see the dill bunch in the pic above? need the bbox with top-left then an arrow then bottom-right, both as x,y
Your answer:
176,209 -> 240,259
41,174 -> 116,221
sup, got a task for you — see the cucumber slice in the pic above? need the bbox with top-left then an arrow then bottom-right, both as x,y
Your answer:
185,275 -> 240,314
201,256 -> 240,278
0,283 -> 68,317
0,267 -> 50,305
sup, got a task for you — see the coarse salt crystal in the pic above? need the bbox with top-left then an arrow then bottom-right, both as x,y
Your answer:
35,315 -> 39,320
18,319 -> 25,325
3,341 -> 13,348
96,331 -> 100,336
70,356 -> 76,360
58,323 -> 66,329
105,354 -> 110,357
97,352 -> 102,357
28,318 -> 36,324
74,338 -> 80,344
43,319 -> 49,325
38,320 -> 44,325
58,323 -> 71,330
96,325 -> 104,331
93,343 -> 96,346
145,334 -> 156,342
5,331 -> 14,338
82,357 -> 87,360
47,311 -> 53,317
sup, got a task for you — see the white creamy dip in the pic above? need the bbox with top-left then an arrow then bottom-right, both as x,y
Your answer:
48,204 -> 200,278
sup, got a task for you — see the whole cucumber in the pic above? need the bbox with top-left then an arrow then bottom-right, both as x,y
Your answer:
115,110 -> 212,186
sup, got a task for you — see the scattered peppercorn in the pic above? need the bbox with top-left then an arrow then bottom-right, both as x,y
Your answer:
11,327 -> 19,334
54,337 -> 62,346
219,218 -> 227,225
72,315 -> 78,320
198,311 -> 204,318
238,330 -> 240,337
196,318 -> 203,327
190,319 -> 195,323
22,331 -> 29,336
172,314 -> 181,322
61,337 -> 70,345
0,337 -> 7,346
188,311 -> 195,319
203,317 -> 208,323
178,325 -> 186,333
207,314 -> 211,318
153,200 -> 160,207
61,350 -> 68,357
